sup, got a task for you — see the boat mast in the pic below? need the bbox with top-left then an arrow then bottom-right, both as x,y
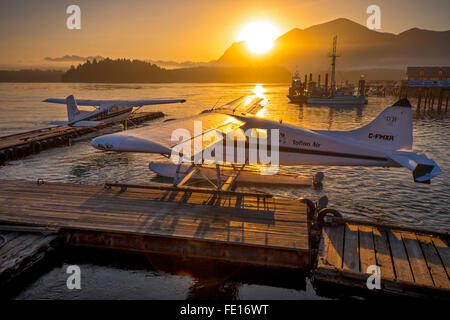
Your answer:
330,36 -> 338,96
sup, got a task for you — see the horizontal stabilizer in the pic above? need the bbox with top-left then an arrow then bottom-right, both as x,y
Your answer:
50,119 -> 100,127
72,121 -> 102,127
50,121 -> 68,126
390,151 -> 442,183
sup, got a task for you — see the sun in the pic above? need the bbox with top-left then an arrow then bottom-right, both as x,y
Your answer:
238,21 -> 280,54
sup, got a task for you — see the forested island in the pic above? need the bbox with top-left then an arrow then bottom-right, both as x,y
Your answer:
61,58 -> 291,83
0,58 -> 291,83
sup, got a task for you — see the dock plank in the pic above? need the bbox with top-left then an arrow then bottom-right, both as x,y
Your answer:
317,224 -> 344,270
416,234 -> 450,289
432,236 -> 450,277
358,226 -> 376,275
343,224 -> 359,273
402,232 -> 434,287
387,231 -> 414,283
372,228 -> 395,280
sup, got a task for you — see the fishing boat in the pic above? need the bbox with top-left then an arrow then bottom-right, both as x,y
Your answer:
287,70 -> 308,103
307,36 -> 366,106
307,89 -> 366,105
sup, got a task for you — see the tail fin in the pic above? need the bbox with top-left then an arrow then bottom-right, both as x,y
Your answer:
66,95 -> 81,122
343,99 -> 413,150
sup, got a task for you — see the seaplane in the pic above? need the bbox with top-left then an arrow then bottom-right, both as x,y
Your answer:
91,96 -> 442,191
43,95 -> 186,127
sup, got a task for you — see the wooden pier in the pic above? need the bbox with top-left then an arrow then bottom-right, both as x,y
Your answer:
413,88 -> 449,115
315,216 -> 450,299
0,111 -> 164,165
399,79 -> 450,115
0,179 -> 310,271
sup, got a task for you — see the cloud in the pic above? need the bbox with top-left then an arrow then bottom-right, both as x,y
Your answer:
44,55 -> 104,62
43,55 -> 211,69
147,59 -> 211,69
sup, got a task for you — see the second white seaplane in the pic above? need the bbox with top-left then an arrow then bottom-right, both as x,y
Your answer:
91,96 -> 441,190
43,95 -> 186,127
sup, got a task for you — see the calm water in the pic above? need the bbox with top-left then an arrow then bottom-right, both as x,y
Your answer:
0,82 -> 448,300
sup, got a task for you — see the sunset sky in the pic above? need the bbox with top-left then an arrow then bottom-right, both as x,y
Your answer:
1,0 -> 449,69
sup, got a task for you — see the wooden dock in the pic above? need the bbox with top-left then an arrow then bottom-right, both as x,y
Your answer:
0,179 -> 310,270
0,111 -> 164,165
315,216 -> 450,299
0,229 -> 60,287
0,179 -> 448,299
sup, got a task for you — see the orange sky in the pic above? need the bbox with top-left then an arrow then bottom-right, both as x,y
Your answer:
0,0 -> 449,69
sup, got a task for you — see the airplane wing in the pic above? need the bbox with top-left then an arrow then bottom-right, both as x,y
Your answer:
43,98 -> 186,107
213,96 -> 264,115
91,96 -> 265,154
91,112 -> 246,155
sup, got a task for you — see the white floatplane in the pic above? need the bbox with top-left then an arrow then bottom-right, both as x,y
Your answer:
91,96 -> 442,189
43,95 -> 186,127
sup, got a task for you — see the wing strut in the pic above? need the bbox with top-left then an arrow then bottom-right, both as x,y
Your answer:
173,161 -> 199,187
220,164 -> 245,191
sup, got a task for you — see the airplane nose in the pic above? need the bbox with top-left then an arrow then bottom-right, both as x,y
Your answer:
91,134 -> 172,154
91,135 -> 116,150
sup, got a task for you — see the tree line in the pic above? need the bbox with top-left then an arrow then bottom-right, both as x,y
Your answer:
0,70 -> 63,82
61,58 -> 291,83
0,58 -> 291,83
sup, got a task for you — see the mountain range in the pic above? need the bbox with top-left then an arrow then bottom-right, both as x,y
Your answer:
214,18 -> 450,76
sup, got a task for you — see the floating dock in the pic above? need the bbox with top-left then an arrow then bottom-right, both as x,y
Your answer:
0,179 -> 448,299
0,112 -> 164,165
0,180 -> 310,273
314,216 -> 450,299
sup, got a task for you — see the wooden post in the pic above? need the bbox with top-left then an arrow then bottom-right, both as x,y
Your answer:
446,89 -> 449,113
430,91 -> 435,112
423,88 -> 428,110
416,92 -> 422,114
437,88 -> 442,113
427,88 -> 432,111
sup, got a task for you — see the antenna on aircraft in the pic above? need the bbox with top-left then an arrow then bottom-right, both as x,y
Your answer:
211,97 -> 222,111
